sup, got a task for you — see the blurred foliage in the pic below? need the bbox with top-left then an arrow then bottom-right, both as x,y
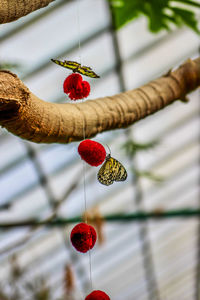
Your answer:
134,169 -> 165,182
10,255 -> 22,279
122,139 -> 164,183
0,255 -> 60,300
109,0 -> 200,33
0,290 -> 9,300
0,61 -> 22,72
122,139 -> 159,156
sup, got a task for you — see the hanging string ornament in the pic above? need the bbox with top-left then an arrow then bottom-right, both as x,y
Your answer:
51,4 -> 104,295
63,73 -> 90,100
83,209 -> 105,245
97,154 -> 127,186
51,59 -> 100,78
78,140 -> 106,166
70,223 -> 97,253
51,59 -> 100,100
85,290 -> 110,300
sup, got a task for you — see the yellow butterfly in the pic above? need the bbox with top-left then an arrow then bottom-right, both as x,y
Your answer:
97,154 -> 127,186
51,59 -> 100,78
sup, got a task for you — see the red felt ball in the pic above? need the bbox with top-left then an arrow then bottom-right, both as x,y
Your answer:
70,223 -> 97,253
63,73 -> 90,100
85,290 -> 110,300
78,140 -> 106,167
81,80 -> 91,98
63,73 -> 82,93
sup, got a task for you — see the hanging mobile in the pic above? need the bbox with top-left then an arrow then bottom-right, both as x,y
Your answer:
97,146 -> 127,186
58,1 -> 111,298
78,139 -> 106,167
85,290 -> 110,300
51,59 -> 100,100
51,59 -> 100,78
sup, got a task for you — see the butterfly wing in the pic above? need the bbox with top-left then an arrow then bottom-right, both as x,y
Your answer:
97,157 -> 116,186
97,157 -> 127,186
78,65 -> 100,78
51,59 -> 80,71
115,159 -> 127,182
51,59 -> 100,78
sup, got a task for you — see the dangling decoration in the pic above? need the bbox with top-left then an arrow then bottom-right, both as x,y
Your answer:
63,73 -> 90,100
51,4 -> 110,299
83,208 -> 105,245
85,290 -> 110,300
70,223 -> 97,253
78,140 -> 106,166
51,59 -> 100,78
97,154 -> 127,186
51,58 -> 99,100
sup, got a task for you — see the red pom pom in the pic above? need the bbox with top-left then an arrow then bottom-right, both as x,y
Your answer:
81,80 -> 91,98
63,73 -> 90,100
85,290 -> 110,300
78,140 -> 106,167
70,223 -> 97,253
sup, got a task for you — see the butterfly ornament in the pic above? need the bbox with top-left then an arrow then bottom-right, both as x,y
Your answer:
51,59 -> 100,78
97,154 -> 127,186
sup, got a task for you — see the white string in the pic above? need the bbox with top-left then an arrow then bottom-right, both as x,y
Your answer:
81,106 -> 93,291
105,143 -> 111,156
82,159 -> 87,220
81,100 -> 87,218
76,0 -> 82,65
76,0 -> 93,291
89,248 -> 93,290
82,105 -> 86,140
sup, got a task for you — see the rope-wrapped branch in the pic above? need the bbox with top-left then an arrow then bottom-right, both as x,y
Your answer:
0,58 -> 199,144
0,0 -> 54,23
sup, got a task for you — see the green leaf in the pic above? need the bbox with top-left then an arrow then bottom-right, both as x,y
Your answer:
109,1 -> 141,29
172,0 -> 200,9
171,6 -> 200,33
108,0 -> 124,7
109,0 -> 200,34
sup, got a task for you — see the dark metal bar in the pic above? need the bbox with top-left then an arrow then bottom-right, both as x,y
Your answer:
107,5 -> 160,297
101,9 -> 160,296
0,209 -> 200,228
25,143 -> 57,208
130,154 -> 161,300
107,1 -> 126,92
195,46 -> 200,300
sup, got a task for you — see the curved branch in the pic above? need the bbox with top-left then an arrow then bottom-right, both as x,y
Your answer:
0,0 -> 54,24
0,58 -> 200,144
